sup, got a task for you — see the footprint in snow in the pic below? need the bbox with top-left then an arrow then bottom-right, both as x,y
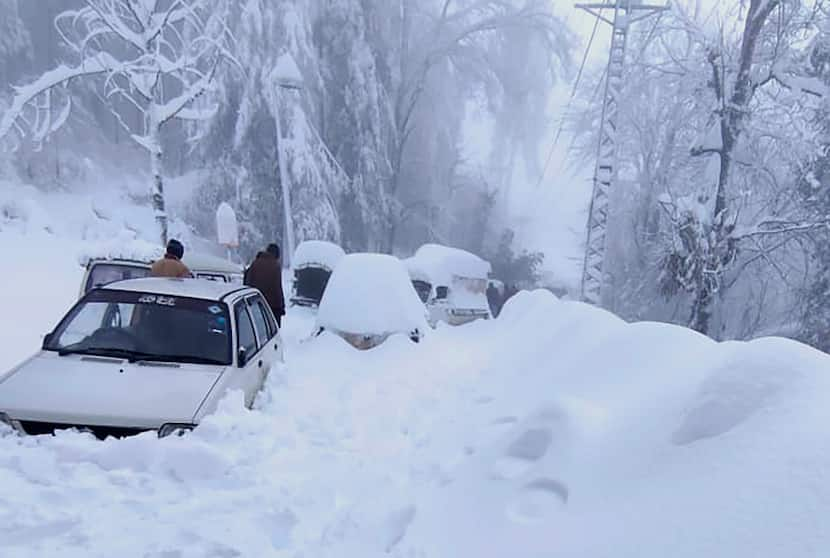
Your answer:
507,478 -> 568,524
384,505 -> 417,553
491,427 -> 553,480
506,477 -> 569,524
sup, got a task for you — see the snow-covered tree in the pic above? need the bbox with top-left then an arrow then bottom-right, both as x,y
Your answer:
0,0 -> 235,244
190,0 -> 345,260
0,0 -> 32,88
385,0 -> 571,252
569,1 -> 829,337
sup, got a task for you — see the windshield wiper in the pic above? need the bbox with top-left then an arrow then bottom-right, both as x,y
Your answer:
57,348 -> 226,366
58,347 -> 143,360
132,354 -> 228,366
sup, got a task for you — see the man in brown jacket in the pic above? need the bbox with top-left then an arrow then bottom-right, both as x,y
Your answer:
151,239 -> 192,278
244,243 -> 286,326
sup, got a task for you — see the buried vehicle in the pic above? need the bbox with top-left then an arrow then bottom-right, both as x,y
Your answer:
290,240 -> 345,308
315,253 -> 428,350
0,278 -> 282,439
80,249 -> 243,298
406,244 -> 492,326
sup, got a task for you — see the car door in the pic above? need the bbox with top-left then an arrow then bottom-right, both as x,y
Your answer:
247,295 -> 279,381
255,296 -> 283,363
233,300 -> 264,408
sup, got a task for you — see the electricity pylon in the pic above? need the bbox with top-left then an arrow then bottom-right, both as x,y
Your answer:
576,1 -> 668,306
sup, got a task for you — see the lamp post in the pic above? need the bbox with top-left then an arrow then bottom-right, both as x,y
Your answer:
270,52 -> 304,268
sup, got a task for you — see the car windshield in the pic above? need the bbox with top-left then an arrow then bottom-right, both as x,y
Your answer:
46,289 -> 232,365
85,262 -> 152,294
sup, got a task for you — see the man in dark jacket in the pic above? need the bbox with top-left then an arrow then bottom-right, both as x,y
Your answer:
244,243 -> 286,326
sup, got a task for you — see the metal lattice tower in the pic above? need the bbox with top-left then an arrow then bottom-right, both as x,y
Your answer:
576,1 -> 668,306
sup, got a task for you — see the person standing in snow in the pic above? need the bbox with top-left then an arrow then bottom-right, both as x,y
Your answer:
244,243 -> 286,327
486,281 -> 502,318
150,239 -> 192,278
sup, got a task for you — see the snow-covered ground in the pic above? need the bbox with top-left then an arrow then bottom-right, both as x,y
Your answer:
2,182 -> 830,557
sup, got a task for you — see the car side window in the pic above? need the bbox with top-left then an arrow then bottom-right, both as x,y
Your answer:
254,297 -> 278,336
248,297 -> 272,346
234,302 -> 257,356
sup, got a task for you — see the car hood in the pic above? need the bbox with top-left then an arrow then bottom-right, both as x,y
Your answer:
0,352 -> 224,429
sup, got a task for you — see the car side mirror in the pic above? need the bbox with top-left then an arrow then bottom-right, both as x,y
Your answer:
237,348 -> 248,367
42,332 -> 54,350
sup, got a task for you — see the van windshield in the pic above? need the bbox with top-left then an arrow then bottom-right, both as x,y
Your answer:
46,289 -> 231,366
85,263 -> 151,293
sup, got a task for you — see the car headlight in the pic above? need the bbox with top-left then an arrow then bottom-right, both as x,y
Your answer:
158,423 -> 195,439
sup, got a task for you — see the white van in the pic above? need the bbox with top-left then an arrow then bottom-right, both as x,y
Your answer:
405,244 -> 492,326
80,251 -> 243,299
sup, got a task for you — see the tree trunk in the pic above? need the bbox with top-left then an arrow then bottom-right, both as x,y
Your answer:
149,124 -> 167,246
691,0 -> 780,334
690,280 -> 713,334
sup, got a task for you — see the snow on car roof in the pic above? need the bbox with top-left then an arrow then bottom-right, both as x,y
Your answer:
183,252 -> 242,274
293,240 -> 345,271
409,244 -> 491,286
101,277 -> 249,301
316,253 -> 428,336
78,238 -> 163,267
403,257 -> 432,284
80,243 -> 242,274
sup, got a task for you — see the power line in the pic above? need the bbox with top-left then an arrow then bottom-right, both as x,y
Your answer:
534,12 -> 602,190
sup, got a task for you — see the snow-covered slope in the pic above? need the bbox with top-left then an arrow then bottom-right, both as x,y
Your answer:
1,200 -> 830,556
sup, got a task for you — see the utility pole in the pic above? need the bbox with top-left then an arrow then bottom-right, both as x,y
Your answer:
576,0 -> 668,306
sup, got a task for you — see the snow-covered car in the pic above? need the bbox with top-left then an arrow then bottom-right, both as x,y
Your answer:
290,240 -> 345,308
80,251 -> 244,298
0,278 -> 282,439
315,253 -> 428,350
406,244 -> 492,326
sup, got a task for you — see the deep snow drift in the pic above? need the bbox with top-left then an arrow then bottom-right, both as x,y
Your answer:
2,183 -> 830,557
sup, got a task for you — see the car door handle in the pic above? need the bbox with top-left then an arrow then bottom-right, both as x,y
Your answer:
258,360 -> 263,368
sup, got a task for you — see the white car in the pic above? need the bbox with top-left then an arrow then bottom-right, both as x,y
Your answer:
315,253 -> 428,350
0,278 -> 283,439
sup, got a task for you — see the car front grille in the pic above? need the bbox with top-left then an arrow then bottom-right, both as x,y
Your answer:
18,421 -> 148,440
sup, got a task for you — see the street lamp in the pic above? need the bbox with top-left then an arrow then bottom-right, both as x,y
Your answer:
269,52 -> 304,268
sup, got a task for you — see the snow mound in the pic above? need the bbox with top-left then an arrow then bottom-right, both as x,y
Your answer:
316,253 -> 427,336
410,243 -> 491,286
292,239 -> 345,271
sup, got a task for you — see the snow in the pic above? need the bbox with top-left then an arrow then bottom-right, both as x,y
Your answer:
409,243 -> 491,287
78,236 -> 163,267
3,185 -> 830,556
403,257 -> 431,284
271,52 -> 304,89
292,239 -> 345,271
316,253 -> 427,337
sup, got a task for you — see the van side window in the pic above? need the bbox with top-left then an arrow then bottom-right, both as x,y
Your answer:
235,303 -> 257,356
248,297 -> 272,346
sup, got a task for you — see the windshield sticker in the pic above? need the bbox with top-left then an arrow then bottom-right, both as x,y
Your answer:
208,305 -> 223,314
138,295 -> 176,307
209,316 -> 228,335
